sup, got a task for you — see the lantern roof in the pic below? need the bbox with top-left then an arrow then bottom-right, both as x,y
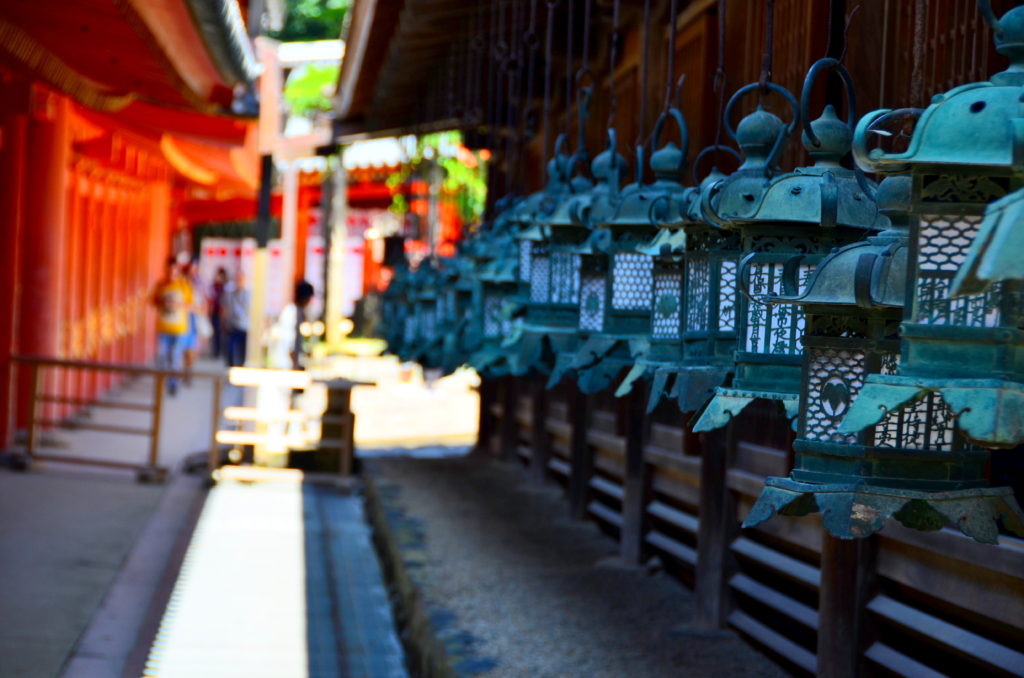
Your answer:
853,5 -> 1024,176
952,185 -> 1024,295
705,105 -> 885,231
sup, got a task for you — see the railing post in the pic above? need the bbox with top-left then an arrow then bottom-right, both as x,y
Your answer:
25,361 -> 40,461
568,384 -> 592,520
529,376 -> 550,482
149,374 -> 164,471
620,382 -> 651,564
817,533 -> 877,678
208,375 -> 222,475
694,421 -> 738,628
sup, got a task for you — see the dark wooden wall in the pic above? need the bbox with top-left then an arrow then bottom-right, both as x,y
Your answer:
477,375 -> 1024,677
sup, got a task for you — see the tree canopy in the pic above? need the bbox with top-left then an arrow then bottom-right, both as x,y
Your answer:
269,0 -> 349,42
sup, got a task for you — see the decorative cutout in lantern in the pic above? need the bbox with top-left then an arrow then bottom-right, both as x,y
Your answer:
694,64 -> 885,432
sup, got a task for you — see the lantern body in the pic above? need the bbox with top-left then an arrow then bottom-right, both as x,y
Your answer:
694,98 -> 885,431
842,7 -> 1024,455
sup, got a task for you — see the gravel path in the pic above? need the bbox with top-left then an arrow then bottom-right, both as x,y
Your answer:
367,455 -> 789,678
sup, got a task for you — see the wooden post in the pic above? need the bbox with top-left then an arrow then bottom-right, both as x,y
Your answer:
25,362 -> 40,461
620,383 -> 650,564
208,376 -> 222,474
694,422 -> 738,628
817,533 -> 877,678
149,374 -> 164,470
473,378 -> 493,456
568,384 -> 592,520
530,376 -> 550,482
498,376 -> 519,460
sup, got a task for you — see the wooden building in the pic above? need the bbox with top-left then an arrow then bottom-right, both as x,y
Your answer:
0,0 -> 263,448
336,1 -> 1024,676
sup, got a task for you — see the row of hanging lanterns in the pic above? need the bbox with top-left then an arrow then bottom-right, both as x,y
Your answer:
373,0 -> 1024,545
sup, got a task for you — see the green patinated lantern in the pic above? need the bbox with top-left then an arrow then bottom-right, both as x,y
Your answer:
523,150 -> 599,389
813,3 -> 1024,541
436,254 -> 474,375
572,112 -> 691,399
644,152 -> 743,414
743,176 -> 927,538
694,64 -> 886,432
504,137 -> 572,376
466,200 -> 521,378
411,262 -> 444,368
561,133 -> 630,395
379,252 -> 412,357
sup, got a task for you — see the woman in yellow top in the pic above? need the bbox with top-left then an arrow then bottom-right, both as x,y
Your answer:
153,257 -> 193,395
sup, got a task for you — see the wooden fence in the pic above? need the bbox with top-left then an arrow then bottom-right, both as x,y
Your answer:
476,375 -> 1024,678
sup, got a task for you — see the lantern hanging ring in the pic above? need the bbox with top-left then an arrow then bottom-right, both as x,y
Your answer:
977,0 -> 1002,37
652,107 -> 690,172
724,82 -> 800,174
800,57 -> 857,147
692,144 -> 742,185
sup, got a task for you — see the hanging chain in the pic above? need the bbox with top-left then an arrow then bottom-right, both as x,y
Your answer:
564,0 -> 575,141
638,0 -> 651,148
575,0 -> 593,154
543,0 -> 559,160
712,0 -> 728,168
504,0 -> 523,195
607,0 -> 621,128
523,0 -> 540,184
663,0 -> 680,111
758,0 -> 775,94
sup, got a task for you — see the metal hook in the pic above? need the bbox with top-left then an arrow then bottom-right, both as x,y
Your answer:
692,144 -> 742,185
723,81 -> 800,174
800,57 -> 858,147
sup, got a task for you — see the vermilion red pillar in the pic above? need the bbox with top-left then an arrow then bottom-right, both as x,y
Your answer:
18,88 -> 69,426
0,86 -> 28,447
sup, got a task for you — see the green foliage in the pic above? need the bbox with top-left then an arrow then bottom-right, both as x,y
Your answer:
386,132 -> 489,224
269,0 -> 349,42
284,64 -> 340,117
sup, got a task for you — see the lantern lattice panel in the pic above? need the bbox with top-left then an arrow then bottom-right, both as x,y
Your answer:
579,274 -> 606,331
484,295 -> 502,338
873,392 -> 958,452
744,263 -> 813,355
652,270 -> 683,340
519,241 -> 533,282
686,257 -> 711,333
551,251 -> 581,304
915,214 -> 1002,327
804,347 -> 868,444
611,253 -> 653,310
719,260 -> 738,332
530,253 -> 551,303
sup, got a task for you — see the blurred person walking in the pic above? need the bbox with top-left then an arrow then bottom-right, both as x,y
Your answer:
152,257 -> 191,396
224,269 -> 251,367
269,280 -> 315,370
208,267 -> 228,358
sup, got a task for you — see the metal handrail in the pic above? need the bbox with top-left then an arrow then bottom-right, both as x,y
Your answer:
11,355 -> 223,481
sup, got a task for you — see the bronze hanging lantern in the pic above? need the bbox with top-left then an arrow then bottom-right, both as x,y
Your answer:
694,63 -> 886,432
820,3 -> 1024,542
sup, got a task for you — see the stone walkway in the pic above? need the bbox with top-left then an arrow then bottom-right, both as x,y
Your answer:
367,455 -> 790,678
0,363 -> 223,678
